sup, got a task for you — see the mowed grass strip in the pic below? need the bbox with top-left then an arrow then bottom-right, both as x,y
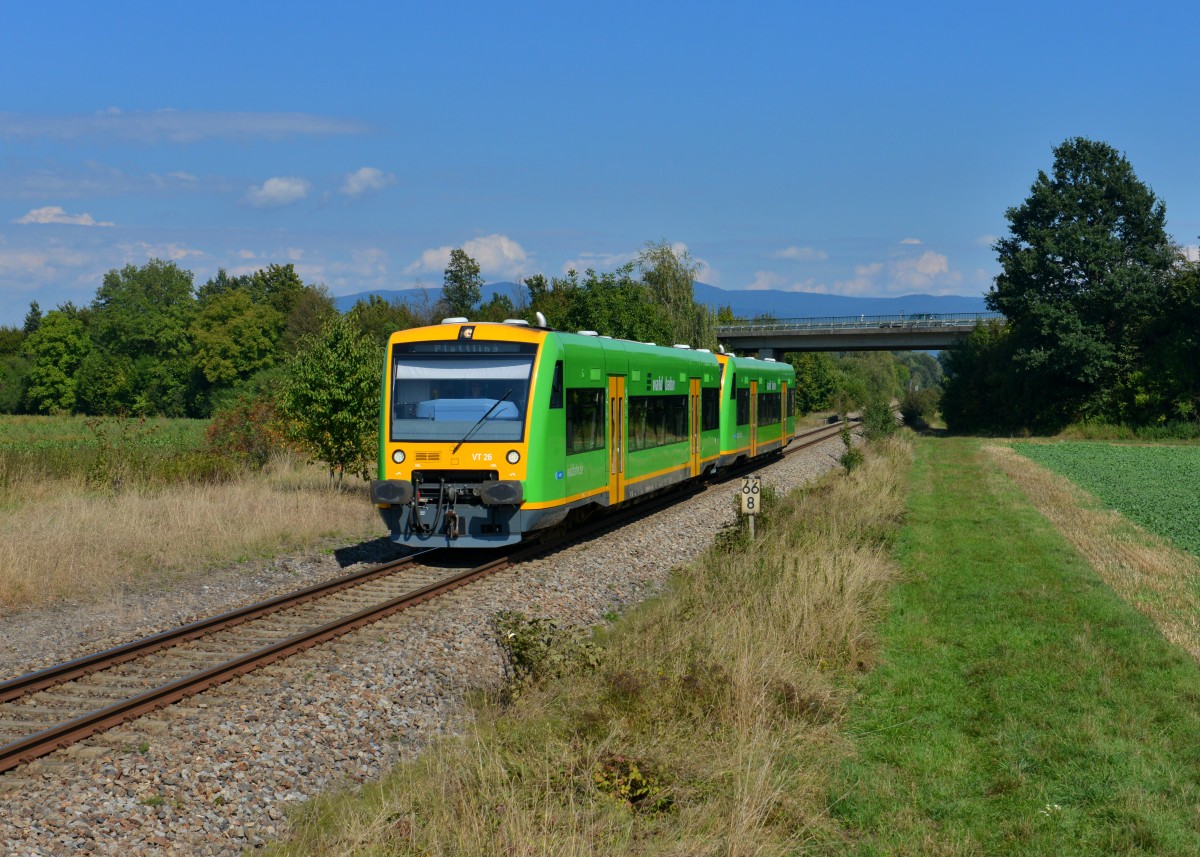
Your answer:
828,437 -> 1200,856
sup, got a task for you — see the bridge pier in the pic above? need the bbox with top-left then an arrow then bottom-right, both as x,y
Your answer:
758,348 -> 779,361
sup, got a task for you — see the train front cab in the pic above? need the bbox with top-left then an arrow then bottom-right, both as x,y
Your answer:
371,321 -> 554,549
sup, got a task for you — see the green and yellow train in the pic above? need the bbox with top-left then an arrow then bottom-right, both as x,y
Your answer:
369,319 -> 797,548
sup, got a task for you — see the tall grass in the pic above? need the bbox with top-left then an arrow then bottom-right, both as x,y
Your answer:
272,438 -> 912,855
0,452 -> 384,608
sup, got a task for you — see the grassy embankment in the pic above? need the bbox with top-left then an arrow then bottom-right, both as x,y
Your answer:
0,416 -> 383,608
828,437 -> 1200,854
272,437 -> 912,854
275,433 -> 1200,856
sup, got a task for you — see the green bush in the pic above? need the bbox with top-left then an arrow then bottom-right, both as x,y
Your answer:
899,388 -> 940,429
861,398 -> 898,440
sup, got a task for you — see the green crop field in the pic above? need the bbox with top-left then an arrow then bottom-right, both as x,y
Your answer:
0,415 -> 220,486
1015,441 -> 1200,557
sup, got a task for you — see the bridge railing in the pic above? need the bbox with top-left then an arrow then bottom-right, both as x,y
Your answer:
717,312 -> 1004,335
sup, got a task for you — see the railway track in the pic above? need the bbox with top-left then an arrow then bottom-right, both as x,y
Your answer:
0,418 -> 852,775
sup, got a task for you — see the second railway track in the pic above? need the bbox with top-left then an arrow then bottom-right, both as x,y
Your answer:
0,419 -> 853,776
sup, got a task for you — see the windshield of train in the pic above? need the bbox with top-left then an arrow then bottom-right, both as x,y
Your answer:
390,341 -> 537,442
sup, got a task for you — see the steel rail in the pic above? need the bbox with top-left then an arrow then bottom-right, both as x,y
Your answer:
0,419 -> 852,774
0,553 -> 429,703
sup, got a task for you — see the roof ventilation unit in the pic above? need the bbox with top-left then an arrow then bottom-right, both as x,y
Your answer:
503,318 -> 530,326
578,330 -> 599,336
763,358 -> 777,362
441,317 -> 469,324
672,344 -> 691,349
696,348 -> 712,353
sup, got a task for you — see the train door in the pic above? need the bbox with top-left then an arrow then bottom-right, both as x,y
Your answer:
781,382 -> 789,442
749,379 -> 758,457
688,377 -> 701,477
607,375 -> 625,504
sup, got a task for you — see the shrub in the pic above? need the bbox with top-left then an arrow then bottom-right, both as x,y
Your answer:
861,397 -> 898,440
899,388 -> 940,429
206,394 -> 290,470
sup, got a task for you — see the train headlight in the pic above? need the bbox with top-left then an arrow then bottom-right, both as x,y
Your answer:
392,449 -> 406,464
506,449 -> 521,464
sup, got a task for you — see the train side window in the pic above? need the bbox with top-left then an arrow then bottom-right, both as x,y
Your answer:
701,387 -> 719,431
628,395 -> 689,451
730,372 -> 736,399
736,388 -> 750,425
756,391 -> 781,426
549,360 -> 563,409
565,388 -> 605,455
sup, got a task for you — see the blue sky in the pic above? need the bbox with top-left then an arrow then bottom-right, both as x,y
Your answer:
1,1 -> 1197,327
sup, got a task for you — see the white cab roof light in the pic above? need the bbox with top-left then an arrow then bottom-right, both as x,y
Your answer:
503,318 -> 530,325
441,317 -> 469,324
578,330 -> 599,336
672,344 -> 691,349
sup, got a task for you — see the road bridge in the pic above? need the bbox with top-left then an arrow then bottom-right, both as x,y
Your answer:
717,312 -> 1003,359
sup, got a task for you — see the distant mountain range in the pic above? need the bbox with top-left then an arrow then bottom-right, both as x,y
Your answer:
334,281 -> 989,320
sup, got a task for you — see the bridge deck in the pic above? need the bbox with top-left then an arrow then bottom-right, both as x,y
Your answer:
716,312 -> 1002,355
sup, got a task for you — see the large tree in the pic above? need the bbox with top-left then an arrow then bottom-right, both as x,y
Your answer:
442,248 -> 483,317
281,314 -> 381,483
22,309 -> 91,414
636,241 -> 716,349
987,137 -> 1175,428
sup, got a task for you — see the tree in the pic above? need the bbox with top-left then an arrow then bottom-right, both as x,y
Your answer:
22,309 -> 91,413
281,314 -> 381,483
189,290 -> 283,386
636,241 -> 716,349
22,301 -> 41,335
348,294 -> 419,347
443,248 -> 483,317
91,259 -> 195,415
939,320 -> 1019,433
988,137 -> 1175,429
789,352 -> 837,413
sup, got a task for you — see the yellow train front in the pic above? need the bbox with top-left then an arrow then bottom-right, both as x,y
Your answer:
369,319 -> 797,549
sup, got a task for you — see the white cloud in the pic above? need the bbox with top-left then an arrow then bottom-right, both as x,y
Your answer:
0,109 -> 369,143
406,234 -> 529,279
812,251 -> 966,297
119,241 -> 205,262
245,177 -> 311,208
14,206 -> 114,227
774,246 -> 828,262
891,251 -> 962,291
899,237 -> 922,245
975,234 -> 1000,247
561,250 -> 634,273
745,271 -> 786,291
237,249 -> 256,259
340,167 -> 396,197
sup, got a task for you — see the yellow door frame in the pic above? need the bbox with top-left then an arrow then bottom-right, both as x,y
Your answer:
607,375 -> 625,504
689,377 -> 701,477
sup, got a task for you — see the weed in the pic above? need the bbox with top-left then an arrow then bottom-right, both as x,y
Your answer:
592,752 -> 673,814
137,740 -> 150,755
140,795 -> 165,807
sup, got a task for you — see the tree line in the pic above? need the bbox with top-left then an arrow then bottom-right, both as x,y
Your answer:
941,137 -> 1200,434
0,237 -> 931,478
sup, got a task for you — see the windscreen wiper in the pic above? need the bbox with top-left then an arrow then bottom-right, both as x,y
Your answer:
452,387 -> 513,454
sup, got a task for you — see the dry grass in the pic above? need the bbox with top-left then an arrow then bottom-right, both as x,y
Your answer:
987,443 -> 1200,663
273,438 -> 913,856
0,452 -> 385,609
